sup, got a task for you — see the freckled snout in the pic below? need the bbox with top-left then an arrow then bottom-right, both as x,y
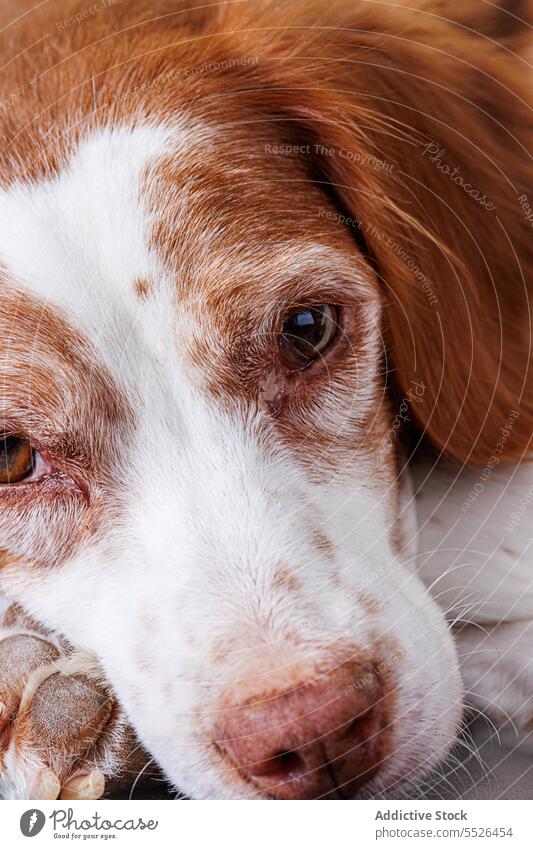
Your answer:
214,661 -> 385,799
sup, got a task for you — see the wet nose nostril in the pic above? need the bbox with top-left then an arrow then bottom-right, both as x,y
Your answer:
343,707 -> 376,739
253,749 -> 304,780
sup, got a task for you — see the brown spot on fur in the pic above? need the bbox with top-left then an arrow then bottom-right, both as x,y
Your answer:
310,529 -> 335,560
502,545 -> 519,557
133,277 -> 152,301
430,515 -> 444,526
390,520 -> 407,557
356,592 -> 381,615
0,548 -> 16,570
330,569 -> 342,587
273,566 -> 302,593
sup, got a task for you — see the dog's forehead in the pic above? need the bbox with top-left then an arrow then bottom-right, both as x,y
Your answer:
0,123 -> 361,371
0,126 -> 173,347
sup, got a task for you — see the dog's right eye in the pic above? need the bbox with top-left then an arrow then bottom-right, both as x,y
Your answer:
279,304 -> 339,370
0,434 -> 42,484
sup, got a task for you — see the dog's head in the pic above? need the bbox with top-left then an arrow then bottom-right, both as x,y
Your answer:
0,0 -> 531,798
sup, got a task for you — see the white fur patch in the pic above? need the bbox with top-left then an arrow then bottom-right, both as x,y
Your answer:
0,126 -> 179,383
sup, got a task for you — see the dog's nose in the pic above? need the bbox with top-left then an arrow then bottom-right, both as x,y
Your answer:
215,662 -> 384,799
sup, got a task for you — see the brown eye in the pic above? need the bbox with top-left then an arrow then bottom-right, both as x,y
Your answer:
279,305 -> 339,370
0,434 -> 35,484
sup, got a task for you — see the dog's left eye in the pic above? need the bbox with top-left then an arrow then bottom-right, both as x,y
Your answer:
0,434 -> 53,485
279,305 -> 339,370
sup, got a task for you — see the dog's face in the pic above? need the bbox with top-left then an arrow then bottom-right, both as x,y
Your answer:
0,121 -> 462,798
2,0 -> 530,801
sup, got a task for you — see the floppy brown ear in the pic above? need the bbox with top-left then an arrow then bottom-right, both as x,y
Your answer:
221,0 -> 533,464
307,17 -> 533,467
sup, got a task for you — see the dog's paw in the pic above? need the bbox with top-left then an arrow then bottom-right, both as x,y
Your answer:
0,607 -> 148,800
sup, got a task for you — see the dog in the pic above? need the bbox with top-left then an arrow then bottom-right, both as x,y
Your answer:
0,0 -> 531,800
